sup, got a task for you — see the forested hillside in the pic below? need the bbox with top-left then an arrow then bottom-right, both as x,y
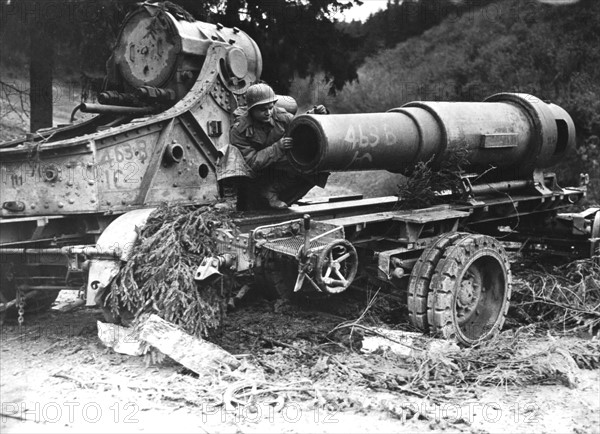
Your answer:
332,0 -> 599,199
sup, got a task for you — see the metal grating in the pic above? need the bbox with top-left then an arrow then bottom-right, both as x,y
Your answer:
261,236 -> 332,257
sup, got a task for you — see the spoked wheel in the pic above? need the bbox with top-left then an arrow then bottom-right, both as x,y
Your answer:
315,240 -> 358,293
427,234 -> 512,345
407,232 -> 466,331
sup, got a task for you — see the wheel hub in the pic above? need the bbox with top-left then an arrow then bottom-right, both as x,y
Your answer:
456,271 -> 482,323
458,280 -> 474,306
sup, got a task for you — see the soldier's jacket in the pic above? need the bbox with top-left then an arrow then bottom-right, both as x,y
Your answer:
229,106 -> 293,173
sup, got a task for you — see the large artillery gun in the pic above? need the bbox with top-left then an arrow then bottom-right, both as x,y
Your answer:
0,3 -> 597,344
0,1 -> 263,321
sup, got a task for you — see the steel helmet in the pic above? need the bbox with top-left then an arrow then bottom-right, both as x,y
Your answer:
245,83 -> 278,110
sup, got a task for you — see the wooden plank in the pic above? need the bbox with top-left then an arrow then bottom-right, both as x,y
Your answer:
139,314 -> 240,374
393,209 -> 470,224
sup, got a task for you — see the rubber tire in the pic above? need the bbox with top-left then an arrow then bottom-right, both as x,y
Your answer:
407,232 -> 467,332
427,234 -> 512,345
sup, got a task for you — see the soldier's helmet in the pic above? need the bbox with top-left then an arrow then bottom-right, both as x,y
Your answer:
246,83 -> 278,110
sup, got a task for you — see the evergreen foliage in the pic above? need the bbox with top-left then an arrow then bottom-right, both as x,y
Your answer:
109,203 -> 237,338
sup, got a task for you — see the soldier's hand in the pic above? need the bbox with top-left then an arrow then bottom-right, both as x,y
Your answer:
279,137 -> 294,150
307,104 -> 329,115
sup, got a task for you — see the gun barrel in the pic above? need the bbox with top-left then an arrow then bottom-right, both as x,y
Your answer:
287,93 -> 574,180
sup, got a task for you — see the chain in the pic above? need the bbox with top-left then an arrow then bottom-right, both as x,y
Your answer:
17,288 -> 25,327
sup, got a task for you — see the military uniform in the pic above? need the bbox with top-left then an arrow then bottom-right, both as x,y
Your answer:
219,83 -> 328,210
226,106 -> 324,210
230,106 -> 293,174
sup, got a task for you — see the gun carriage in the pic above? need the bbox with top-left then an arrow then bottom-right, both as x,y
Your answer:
0,2 -> 597,343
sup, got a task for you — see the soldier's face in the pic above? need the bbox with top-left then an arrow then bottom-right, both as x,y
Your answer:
250,103 -> 275,124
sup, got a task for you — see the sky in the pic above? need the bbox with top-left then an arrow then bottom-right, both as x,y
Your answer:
337,0 -> 580,22
340,0 -> 389,22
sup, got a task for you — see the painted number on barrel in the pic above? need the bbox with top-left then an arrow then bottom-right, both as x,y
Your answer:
344,124 -> 397,148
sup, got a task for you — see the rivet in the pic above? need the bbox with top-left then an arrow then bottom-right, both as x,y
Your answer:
58,202 -> 64,208
67,181 -> 73,186
68,199 -> 75,204
90,199 -> 96,203
88,180 -> 95,185
44,203 -> 49,209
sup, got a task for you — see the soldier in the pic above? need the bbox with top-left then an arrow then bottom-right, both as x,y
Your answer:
229,83 -> 327,209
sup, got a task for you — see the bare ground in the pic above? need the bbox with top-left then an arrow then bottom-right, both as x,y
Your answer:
1,288 -> 599,434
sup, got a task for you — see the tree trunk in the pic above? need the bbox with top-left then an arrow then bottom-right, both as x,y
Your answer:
29,22 -> 54,132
